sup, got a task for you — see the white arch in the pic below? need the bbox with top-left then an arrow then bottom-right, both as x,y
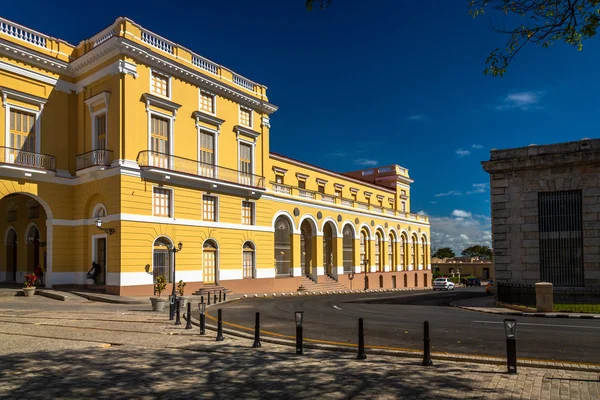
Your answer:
387,227 -> 398,242
321,217 -> 340,237
3,225 -> 17,245
298,214 -> 319,234
272,210 -> 296,232
411,232 -> 421,245
24,222 -> 40,244
358,223 -> 372,239
92,203 -> 108,218
1,192 -> 53,220
341,221 -> 357,239
202,238 -> 220,284
399,228 -> 410,240
374,225 -> 386,242
420,231 -> 429,244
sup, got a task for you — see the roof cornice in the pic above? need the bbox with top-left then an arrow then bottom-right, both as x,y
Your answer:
0,38 -> 70,75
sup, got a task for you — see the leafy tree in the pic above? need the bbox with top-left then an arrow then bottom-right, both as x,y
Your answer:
461,245 -> 493,260
305,1 -> 600,76
432,247 -> 455,259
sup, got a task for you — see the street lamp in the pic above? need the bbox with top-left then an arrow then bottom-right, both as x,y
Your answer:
363,258 -> 369,290
168,241 -> 184,320
295,311 -> 304,355
198,301 -> 206,335
504,319 -> 517,374
95,218 -> 115,235
348,270 -> 355,290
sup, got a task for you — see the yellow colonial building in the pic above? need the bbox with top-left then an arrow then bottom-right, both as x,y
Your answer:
0,16 -> 431,295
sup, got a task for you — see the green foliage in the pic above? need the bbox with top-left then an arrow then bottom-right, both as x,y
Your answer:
432,267 -> 442,280
432,247 -> 455,259
450,276 -> 460,284
154,276 -> 167,297
177,280 -> 186,296
461,245 -> 493,260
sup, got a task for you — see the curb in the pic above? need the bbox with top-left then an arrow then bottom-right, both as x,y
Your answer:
184,300 -> 600,373
239,287 -> 433,299
69,291 -> 148,305
37,290 -> 69,301
450,302 -> 600,319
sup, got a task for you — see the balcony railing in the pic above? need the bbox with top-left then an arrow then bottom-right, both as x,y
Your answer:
271,182 -> 292,195
321,194 -> 336,203
0,18 -> 47,48
298,189 -> 316,200
76,149 -> 113,170
137,150 -> 265,189
0,146 -> 55,171
357,202 -> 369,210
341,199 -> 354,207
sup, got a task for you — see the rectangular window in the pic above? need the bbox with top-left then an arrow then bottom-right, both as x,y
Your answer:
203,195 -> 217,222
402,201 -> 406,212
199,130 -> 215,177
9,109 -> 36,153
200,91 -> 215,114
239,142 -> 253,185
298,180 -> 306,189
318,185 -> 325,194
242,201 -> 254,225
538,190 -> 584,287
335,189 -> 342,198
94,113 -> 107,150
239,107 -> 252,127
275,175 -> 284,184
150,114 -> 170,168
153,187 -> 171,217
151,71 -> 169,97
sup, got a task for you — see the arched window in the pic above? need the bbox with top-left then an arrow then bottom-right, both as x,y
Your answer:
411,234 -> 418,270
274,216 -> 292,276
300,220 -> 314,277
374,231 -> 383,272
342,225 -> 354,273
388,233 -> 396,272
360,230 -> 369,272
153,236 -> 172,283
421,234 -> 428,270
203,240 -> 218,284
92,203 -> 107,219
323,222 -> 334,276
400,234 -> 406,271
243,241 -> 255,279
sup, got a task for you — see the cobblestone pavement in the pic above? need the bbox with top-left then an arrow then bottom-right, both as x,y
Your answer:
0,297 -> 599,399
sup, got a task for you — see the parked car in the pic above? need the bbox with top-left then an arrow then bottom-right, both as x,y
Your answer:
465,277 -> 481,287
485,279 -> 494,294
432,277 -> 455,291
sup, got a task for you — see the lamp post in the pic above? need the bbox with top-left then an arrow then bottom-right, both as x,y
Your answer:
95,218 -> 115,235
504,319 -> 518,374
295,311 -> 304,355
363,258 -> 369,290
198,302 -> 206,335
348,270 -> 355,290
168,241 -> 183,320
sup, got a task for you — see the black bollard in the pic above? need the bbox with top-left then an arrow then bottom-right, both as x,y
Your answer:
199,302 -> 206,336
223,291 -> 227,301
216,308 -> 224,341
208,292 -> 211,305
252,312 -> 261,348
504,319 -> 518,374
219,290 -> 222,303
169,295 -> 175,320
185,301 -> 192,329
201,295 -> 204,305
175,299 -> 182,326
422,320 -> 433,366
214,292 -> 217,304
357,317 -> 366,360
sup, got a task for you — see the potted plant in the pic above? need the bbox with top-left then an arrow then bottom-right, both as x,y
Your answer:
177,280 -> 189,309
23,274 -> 37,297
151,276 -> 167,312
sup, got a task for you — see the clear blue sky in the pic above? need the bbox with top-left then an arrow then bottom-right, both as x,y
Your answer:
4,0 -> 599,253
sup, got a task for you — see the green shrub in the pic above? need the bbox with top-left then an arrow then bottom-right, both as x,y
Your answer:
154,276 -> 167,297
177,280 -> 186,296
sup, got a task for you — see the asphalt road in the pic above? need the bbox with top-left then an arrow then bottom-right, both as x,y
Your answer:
213,288 -> 600,364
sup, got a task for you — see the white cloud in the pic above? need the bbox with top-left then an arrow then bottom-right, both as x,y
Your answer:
472,144 -> 483,149
417,210 -> 428,216
353,158 -> 378,166
407,114 -> 426,121
430,211 -> 492,254
495,91 -> 544,111
467,183 -> 488,195
456,148 -> 471,157
435,190 -> 462,197
430,201 -> 437,204
451,209 -> 472,218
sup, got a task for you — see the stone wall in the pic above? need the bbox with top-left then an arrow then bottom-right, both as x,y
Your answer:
482,139 -> 600,289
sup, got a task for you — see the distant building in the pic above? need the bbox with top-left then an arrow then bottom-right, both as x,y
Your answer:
431,257 -> 493,281
482,139 -> 600,289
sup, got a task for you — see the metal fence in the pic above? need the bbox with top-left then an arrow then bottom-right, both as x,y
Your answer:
497,283 -> 536,308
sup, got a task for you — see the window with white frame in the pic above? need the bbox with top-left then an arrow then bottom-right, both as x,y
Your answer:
150,114 -> 170,168
94,113 -> 107,150
153,187 -> 172,217
239,142 -> 253,186
199,130 -> 216,177
9,109 -> 36,153
402,201 -> 406,212
150,71 -> 170,97
203,195 -> 217,222
243,242 -> 255,279
200,91 -> 215,114
242,201 -> 254,225
239,107 -> 252,127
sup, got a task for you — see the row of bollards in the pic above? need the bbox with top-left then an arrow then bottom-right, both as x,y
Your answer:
172,302 -> 517,374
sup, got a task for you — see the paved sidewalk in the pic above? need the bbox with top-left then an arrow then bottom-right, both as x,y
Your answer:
451,296 -> 600,319
0,297 -> 599,399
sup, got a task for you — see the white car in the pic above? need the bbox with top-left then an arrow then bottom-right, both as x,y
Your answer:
432,277 -> 455,291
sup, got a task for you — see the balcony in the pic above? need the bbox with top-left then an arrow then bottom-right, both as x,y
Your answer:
76,150 -> 113,170
137,151 -> 265,196
0,146 -> 56,172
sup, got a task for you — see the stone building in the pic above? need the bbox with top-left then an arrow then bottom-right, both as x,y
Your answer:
482,139 -> 600,289
431,257 -> 494,281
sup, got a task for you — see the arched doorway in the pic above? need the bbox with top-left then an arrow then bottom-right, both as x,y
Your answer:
26,224 -> 40,276
379,275 -> 383,288
424,273 -> 428,287
274,216 -> 292,276
6,228 -> 17,282
374,231 -> 383,272
153,236 -> 172,284
243,241 -> 255,279
323,222 -> 334,276
203,240 -> 218,284
342,224 -> 354,273
388,232 -> 396,272
300,220 -> 314,277
360,229 -> 370,272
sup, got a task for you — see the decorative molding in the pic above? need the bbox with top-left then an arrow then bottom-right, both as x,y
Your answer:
364,191 -> 372,198
376,194 -> 385,201
142,93 -> 181,118
334,183 -> 344,190
234,125 -> 260,141
0,86 -> 47,109
296,172 -> 309,180
261,116 -> 271,128
349,187 -> 359,194
0,60 -> 74,94
84,91 -> 111,113
272,166 -> 287,175
0,38 -> 70,74
316,178 -> 328,186
75,59 -> 137,94
193,110 -> 225,130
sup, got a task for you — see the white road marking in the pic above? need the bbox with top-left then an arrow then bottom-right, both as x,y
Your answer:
473,321 -> 600,329
333,305 -> 342,311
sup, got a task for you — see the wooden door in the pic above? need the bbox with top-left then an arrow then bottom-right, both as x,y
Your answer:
203,249 -> 216,284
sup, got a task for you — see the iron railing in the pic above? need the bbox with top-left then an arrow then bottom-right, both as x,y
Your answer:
76,150 -> 113,170
137,150 -> 265,189
0,146 -> 56,171
497,283 -> 536,308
